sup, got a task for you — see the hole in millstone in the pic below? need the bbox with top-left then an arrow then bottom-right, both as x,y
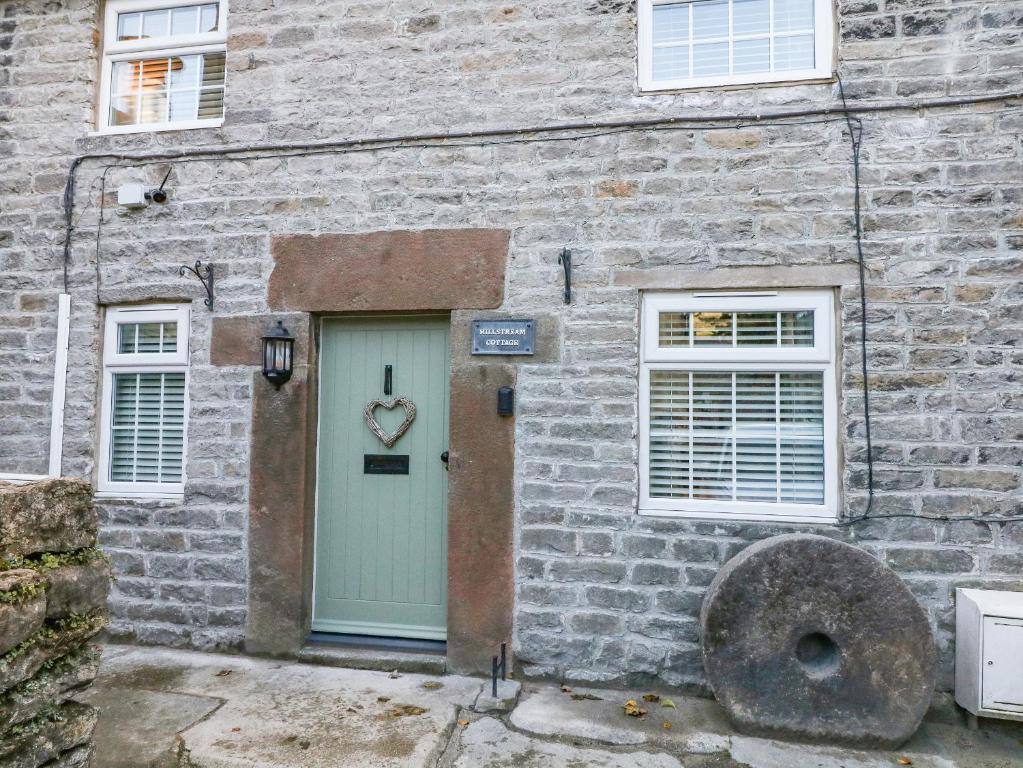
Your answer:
795,632 -> 841,677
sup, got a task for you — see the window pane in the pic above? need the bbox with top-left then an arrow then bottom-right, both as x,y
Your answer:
691,436 -> 732,500
169,90 -> 199,122
732,0 -> 769,36
647,368 -> 825,507
200,3 -> 219,32
652,46 -> 690,80
733,37 -> 770,74
649,371 -> 690,498
141,9 -> 170,38
171,5 -> 199,36
780,310 -> 814,346
117,322 -> 177,353
693,41 -> 729,76
109,372 -> 186,485
774,33 -> 815,71
736,312 -> 777,345
692,371 -> 732,430
692,0 -> 728,39
200,51 -> 225,88
117,12 -> 141,41
139,57 -> 171,90
110,52 -> 224,126
773,0 -> 814,32
110,60 -> 139,94
780,439 -> 824,503
693,312 -> 732,345
170,55 -> 201,88
658,312 -> 690,346
653,3 -> 690,43
779,372 -> 823,436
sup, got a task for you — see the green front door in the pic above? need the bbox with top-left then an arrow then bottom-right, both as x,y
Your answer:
314,316 -> 449,640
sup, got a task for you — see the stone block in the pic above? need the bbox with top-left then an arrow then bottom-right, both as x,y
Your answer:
0,480 -> 96,558
0,614 -> 107,694
44,561 -> 111,620
0,701 -> 96,768
0,646 -> 101,730
0,570 -> 46,657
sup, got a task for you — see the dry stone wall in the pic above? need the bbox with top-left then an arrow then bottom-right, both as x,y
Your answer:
0,479 -> 109,768
1,0 -> 1022,690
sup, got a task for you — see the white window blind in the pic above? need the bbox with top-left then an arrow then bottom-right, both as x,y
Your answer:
110,372 -> 186,484
99,0 -> 227,134
641,291 -> 837,522
639,0 -> 833,92
99,305 -> 190,497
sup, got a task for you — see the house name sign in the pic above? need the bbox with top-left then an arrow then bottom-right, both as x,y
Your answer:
471,319 -> 535,355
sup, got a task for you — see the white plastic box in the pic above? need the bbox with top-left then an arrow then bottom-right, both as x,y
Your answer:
955,588 -> 1023,721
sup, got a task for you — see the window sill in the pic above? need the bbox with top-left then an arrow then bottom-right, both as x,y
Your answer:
638,507 -> 838,525
88,119 -> 224,137
638,72 -> 834,96
94,491 -> 184,502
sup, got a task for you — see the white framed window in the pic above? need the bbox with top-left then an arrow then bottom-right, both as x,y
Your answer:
98,0 -> 227,134
98,305 -> 191,497
638,0 -> 834,92
639,290 -> 838,523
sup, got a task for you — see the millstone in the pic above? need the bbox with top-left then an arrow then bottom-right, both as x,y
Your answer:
700,534 -> 937,748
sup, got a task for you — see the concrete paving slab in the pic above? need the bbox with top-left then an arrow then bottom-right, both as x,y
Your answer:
77,686 -> 221,768
510,681 -> 1023,768
453,716 -> 685,768
510,682 -> 731,752
87,645 -> 482,768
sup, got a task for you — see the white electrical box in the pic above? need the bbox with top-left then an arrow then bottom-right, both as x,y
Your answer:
117,183 -> 148,209
955,588 -> 1023,721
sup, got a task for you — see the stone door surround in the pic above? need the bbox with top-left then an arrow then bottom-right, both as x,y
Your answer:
211,228 -> 514,673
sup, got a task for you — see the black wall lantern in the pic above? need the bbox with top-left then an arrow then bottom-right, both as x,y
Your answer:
261,320 -> 294,389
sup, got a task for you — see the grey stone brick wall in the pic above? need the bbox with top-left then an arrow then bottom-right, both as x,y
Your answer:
2,0 -> 1022,688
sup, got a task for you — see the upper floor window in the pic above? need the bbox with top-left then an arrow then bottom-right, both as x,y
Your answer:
99,0 -> 227,134
98,305 -> 191,497
638,0 -> 833,92
639,290 -> 838,523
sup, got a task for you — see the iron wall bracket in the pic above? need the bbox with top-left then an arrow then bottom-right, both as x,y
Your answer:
178,260 -> 214,311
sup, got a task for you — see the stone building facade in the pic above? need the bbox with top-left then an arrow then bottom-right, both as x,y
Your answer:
2,0 -> 1022,693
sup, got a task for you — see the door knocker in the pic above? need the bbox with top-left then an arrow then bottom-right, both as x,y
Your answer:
363,397 -> 417,448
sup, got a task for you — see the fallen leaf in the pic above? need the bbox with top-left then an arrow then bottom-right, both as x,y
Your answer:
623,700 -> 647,718
458,719 -> 470,728
897,760 -> 912,766
230,727 -> 241,733
642,693 -> 660,703
282,735 -> 298,744
421,681 -> 443,690
377,696 -> 391,703
383,704 -> 428,718
215,669 -> 232,677
299,740 -> 310,750
570,693 -> 602,701
661,698 -> 676,709
663,722 -> 672,730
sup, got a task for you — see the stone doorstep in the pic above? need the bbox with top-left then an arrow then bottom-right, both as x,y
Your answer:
296,643 -> 448,676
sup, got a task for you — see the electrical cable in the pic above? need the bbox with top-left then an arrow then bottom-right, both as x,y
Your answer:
835,74 -> 876,526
